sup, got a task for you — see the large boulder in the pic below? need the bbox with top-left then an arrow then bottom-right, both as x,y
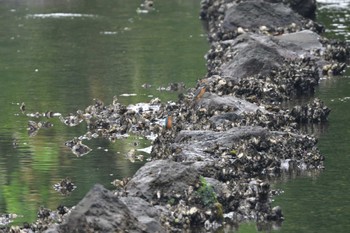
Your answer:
274,30 -> 322,51
44,184 -> 163,233
172,126 -> 268,162
208,31 -> 323,80
126,160 -> 200,202
265,0 -> 316,19
215,33 -> 289,80
289,0 -> 316,19
223,1 -> 303,32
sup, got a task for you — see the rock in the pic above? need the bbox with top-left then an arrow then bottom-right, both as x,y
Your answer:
265,0 -> 317,19
21,0 -> 345,232
126,160 -> 200,203
219,34 -> 284,80
172,126 -> 268,162
208,32 -> 324,81
274,30 -> 322,52
44,184 -> 148,233
289,0 -> 316,19
223,1 -> 303,33
175,126 -> 267,148
119,197 -> 166,233
197,93 -> 266,114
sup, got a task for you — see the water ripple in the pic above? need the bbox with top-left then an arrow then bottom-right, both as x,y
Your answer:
26,13 -> 98,19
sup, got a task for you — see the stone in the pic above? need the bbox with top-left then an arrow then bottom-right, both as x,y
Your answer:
126,160 -> 200,202
223,1 -> 303,32
44,184 -> 148,233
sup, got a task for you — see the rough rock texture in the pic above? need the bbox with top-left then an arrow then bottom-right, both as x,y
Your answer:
206,31 -> 326,80
45,184 -> 149,233
265,0 -> 317,19
219,37 -> 284,79
223,1 -> 303,32
12,0 -> 350,232
44,184 -> 168,233
289,0 -> 316,19
126,160 -> 200,202
197,93 -> 265,114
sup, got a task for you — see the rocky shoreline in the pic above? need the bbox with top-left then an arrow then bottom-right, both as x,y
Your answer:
3,0 -> 350,232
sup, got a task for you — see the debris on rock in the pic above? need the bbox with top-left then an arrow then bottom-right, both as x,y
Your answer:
53,178 -> 77,195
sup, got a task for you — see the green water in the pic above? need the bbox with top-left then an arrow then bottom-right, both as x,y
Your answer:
270,3 -> 350,233
0,0 -> 208,225
1,0 -> 350,232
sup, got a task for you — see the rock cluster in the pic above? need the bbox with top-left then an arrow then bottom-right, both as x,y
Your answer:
8,0 -> 350,232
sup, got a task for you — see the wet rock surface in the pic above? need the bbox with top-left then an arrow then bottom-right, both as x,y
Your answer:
9,0 -> 350,232
44,184 -> 149,233
223,1 -> 304,33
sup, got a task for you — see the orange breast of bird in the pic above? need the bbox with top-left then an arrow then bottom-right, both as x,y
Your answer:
195,87 -> 206,101
166,116 -> 172,129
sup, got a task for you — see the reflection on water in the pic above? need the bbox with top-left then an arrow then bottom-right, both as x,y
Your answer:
317,0 -> 350,42
271,2 -> 350,233
0,0 -> 208,225
1,0 -> 350,231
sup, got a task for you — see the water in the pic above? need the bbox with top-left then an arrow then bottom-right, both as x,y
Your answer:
1,0 -> 350,231
270,2 -> 350,233
0,0 -> 208,225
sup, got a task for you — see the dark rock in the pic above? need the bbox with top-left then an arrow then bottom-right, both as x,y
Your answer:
126,160 -> 200,203
119,197 -> 166,233
20,0 -> 344,232
175,126 -> 267,148
265,0 -> 316,19
219,35 -> 284,79
208,32 -> 324,81
289,0 -> 316,19
210,112 -> 241,125
45,184 -> 148,233
223,1 -> 303,33
197,93 -> 265,114
171,126 -> 268,162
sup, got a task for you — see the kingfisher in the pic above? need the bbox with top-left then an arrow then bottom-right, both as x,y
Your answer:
164,115 -> 172,129
193,85 -> 207,102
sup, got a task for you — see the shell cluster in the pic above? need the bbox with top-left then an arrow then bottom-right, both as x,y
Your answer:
53,178 -> 77,195
16,0 -> 349,232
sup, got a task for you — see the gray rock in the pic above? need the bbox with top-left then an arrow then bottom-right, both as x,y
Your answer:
173,126 -> 268,162
274,30 -> 322,52
216,32 -> 323,80
45,184 -> 148,233
175,126 -> 267,148
210,112 -> 242,125
223,1 -> 303,32
219,34 -> 285,80
120,197 -> 166,233
264,0 -> 316,19
126,160 -> 199,202
198,93 -> 265,114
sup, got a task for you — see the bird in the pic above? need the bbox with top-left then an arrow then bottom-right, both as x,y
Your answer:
164,115 -> 172,129
193,85 -> 207,102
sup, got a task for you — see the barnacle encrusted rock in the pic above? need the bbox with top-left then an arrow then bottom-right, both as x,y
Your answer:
23,1 -> 349,232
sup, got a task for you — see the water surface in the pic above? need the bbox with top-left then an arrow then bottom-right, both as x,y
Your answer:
270,2 -> 350,233
1,0 -> 350,232
0,0 -> 208,225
